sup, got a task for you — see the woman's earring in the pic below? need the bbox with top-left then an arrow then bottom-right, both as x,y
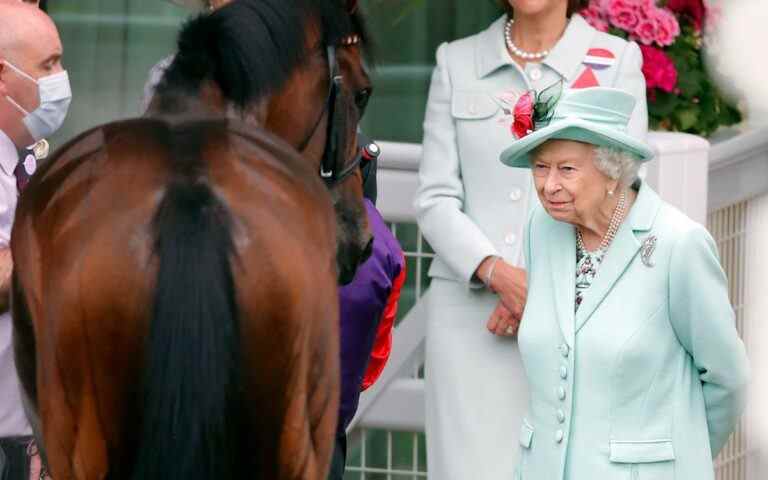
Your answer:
607,188 -> 614,196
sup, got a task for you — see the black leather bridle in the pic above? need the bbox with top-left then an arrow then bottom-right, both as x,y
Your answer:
297,45 -> 369,187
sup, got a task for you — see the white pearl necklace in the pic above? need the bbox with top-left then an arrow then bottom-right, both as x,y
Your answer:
576,190 -> 628,253
505,17 -> 551,61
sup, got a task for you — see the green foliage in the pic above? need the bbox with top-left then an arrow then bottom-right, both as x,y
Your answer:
647,23 -> 741,136
592,13 -> 740,136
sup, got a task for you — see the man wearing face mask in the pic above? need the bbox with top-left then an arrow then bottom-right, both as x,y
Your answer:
0,2 -> 71,479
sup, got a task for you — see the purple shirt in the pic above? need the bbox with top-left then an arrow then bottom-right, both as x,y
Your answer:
337,200 -> 404,433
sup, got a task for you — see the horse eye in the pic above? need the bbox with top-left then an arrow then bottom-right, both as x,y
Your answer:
355,88 -> 372,115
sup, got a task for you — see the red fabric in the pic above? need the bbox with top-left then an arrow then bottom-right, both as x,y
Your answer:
361,258 -> 406,391
572,68 -> 600,89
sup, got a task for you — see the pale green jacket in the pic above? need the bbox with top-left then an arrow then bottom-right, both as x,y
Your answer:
516,182 -> 750,480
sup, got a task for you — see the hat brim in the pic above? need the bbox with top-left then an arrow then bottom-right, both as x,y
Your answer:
499,118 -> 656,169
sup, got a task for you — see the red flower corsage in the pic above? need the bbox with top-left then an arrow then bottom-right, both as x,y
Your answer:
511,82 -> 564,139
512,92 -> 534,139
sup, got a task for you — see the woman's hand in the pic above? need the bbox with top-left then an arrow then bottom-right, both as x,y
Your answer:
476,256 -> 528,317
486,301 -> 520,337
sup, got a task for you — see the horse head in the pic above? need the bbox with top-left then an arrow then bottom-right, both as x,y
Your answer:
148,0 -> 374,284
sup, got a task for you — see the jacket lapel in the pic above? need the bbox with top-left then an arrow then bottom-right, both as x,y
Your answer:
548,218 -> 576,347
543,14 -> 596,82
574,182 -> 662,334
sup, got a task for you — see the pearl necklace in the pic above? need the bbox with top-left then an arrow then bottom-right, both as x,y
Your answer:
576,190 -> 628,253
504,17 -> 551,61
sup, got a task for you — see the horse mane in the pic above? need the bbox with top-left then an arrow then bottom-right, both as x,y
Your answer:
153,0 -> 370,113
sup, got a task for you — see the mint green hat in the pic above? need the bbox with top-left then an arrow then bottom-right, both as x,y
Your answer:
499,87 -> 655,168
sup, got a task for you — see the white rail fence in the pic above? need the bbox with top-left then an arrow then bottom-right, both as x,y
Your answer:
344,128 -> 768,480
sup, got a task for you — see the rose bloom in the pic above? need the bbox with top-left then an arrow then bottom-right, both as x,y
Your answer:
581,4 -> 610,32
633,14 -> 658,45
512,92 -> 535,139
607,0 -> 641,31
640,44 -> 678,92
653,8 -> 681,46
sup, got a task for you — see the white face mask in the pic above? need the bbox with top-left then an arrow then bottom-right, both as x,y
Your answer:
4,60 -> 72,142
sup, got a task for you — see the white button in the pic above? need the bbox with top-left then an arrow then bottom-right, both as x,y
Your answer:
557,386 -> 566,401
509,188 -> 522,202
560,343 -> 570,358
505,233 -> 517,245
555,430 -> 564,443
529,67 -> 542,81
560,365 -> 568,380
556,410 -> 566,423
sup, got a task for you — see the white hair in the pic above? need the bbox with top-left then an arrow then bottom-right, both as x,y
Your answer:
592,146 -> 641,188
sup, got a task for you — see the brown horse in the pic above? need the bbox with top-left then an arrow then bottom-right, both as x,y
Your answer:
11,1 -> 373,479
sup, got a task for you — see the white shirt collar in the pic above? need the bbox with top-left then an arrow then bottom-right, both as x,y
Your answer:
0,130 -> 18,177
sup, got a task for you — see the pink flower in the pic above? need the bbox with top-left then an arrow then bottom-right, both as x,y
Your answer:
633,16 -> 658,45
512,92 -> 534,139
654,8 -> 681,46
581,5 -> 610,32
606,0 -> 641,31
639,45 -> 678,92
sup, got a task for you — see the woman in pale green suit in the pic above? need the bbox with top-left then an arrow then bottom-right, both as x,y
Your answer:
499,86 -> 750,480
415,0 -> 646,478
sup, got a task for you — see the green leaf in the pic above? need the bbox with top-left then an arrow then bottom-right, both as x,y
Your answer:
676,107 -> 700,131
650,91 -> 678,117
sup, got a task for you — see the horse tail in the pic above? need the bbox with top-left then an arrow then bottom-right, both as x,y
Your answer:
132,174 -> 242,480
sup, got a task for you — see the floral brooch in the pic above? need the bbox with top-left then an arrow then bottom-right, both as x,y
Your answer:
512,81 -> 563,139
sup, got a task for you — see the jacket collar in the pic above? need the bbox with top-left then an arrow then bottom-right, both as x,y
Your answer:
548,182 -> 662,347
475,14 -> 597,81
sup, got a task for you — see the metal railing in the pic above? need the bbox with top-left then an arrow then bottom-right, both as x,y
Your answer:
345,128 -> 768,480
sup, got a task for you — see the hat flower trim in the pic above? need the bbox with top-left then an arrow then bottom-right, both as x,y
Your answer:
512,81 -> 563,139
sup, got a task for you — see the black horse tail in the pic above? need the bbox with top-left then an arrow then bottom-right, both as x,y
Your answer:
132,174 -> 242,480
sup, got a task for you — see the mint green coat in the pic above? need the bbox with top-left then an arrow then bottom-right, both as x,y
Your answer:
517,182 -> 750,480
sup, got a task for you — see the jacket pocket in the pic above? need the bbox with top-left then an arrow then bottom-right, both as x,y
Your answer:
610,440 -> 675,480
451,90 -> 499,120
609,439 -> 675,463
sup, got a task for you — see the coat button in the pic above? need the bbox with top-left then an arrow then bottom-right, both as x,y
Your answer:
529,67 -> 542,81
557,409 -> 566,423
557,386 -> 566,401
560,343 -> 570,358
560,365 -> 568,380
505,233 -> 517,245
509,188 -> 522,202
555,430 -> 564,443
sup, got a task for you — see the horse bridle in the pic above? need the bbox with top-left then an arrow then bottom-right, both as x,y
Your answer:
297,42 -> 370,187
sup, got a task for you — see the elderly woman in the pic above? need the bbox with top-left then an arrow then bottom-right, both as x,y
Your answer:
415,1 -> 647,476
498,87 -> 750,480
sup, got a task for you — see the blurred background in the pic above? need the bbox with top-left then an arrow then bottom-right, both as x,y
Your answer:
41,0 -> 767,478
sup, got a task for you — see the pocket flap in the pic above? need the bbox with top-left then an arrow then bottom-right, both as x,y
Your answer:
519,420 -> 534,449
451,91 -> 499,120
609,440 -> 675,463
